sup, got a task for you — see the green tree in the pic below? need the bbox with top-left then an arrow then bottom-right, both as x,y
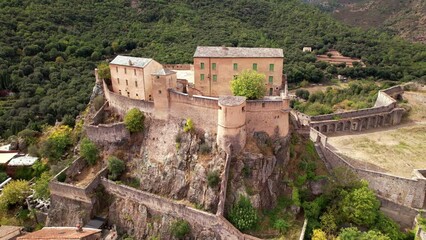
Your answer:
295,89 -> 310,100
312,229 -> 328,240
0,180 -> 30,209
108,156 -> 125,181
80,138 -> 99,165
170,219 -> 191,239
124,108 -> 145,133
228,195 -> 258,231
40,126 -> 72,162
231,70 -> 266,100
97,62 -> 111,79
34,172 -> 51,200
341,182 -> 380,226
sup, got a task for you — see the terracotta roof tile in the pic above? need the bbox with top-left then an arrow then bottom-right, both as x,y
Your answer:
194,46 -> 284,58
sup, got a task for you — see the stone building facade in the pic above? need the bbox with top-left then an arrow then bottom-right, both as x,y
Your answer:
109,55 -> 163,101
193,46 -> 284,96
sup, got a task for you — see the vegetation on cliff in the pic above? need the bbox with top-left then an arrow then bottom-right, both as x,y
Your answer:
0,0 -> 425,139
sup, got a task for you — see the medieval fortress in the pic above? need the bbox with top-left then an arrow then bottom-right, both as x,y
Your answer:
46,46 -> 426,239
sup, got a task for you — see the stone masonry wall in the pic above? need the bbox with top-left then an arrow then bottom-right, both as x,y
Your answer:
85,123 -> 130,145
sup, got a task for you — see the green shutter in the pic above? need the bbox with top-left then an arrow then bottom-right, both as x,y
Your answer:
213,75 -> 217,81
212,63 -> 216,70
201,63 -> 205,69
269,64 -> 274,71
200,74 -> 205,80
233,63 -> 238,70
253,63 -> 257,71
269,76 -> 273,83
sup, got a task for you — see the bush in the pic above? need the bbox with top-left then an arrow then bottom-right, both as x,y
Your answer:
93,95 -> 104,111
228,195 -> 258,231
292,187 -> 301,206
108,156 -> 125,180
62,114 -> 75,128
57,172 -> 66,182
0,180 -> 30,209
207,171 -> 220,188
15,167 -> 34,180
80,138 -> 99,165
124,108 -> 145,133
34,172 -> 51,200
183,118 -> 194,133
31,161 -> 49,178
0,172 -> 8,183
312,229 -> 327,240
274,218 -> 291,234
231,69 -> 266,100
295,89 -> 310,100
170,219 -> 191,239
97,63 -> 111,80
199,143 -> 211,154
40,125 -> 72,162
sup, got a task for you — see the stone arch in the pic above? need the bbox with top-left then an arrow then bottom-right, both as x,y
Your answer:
314,126 -> 320,131
337,122 -> 344,131
321,125 -> 328,133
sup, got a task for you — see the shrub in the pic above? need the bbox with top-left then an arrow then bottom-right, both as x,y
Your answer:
108,156 -> 125,181
0,172 -> 8,183
228,195 -> 258,231
312,229 -> 327,240
93,95 -> 104,111
170,219 -> 191,239
31,161 -> 49,178
274,218 -> 291,234
40,125 -> 72,162
34,172 -> 51,200
207,171 -> 220,188
0,180 -> 30,209
231,69 -> 266,99
374,213 -> 406,240
124,108 -> 145,133
15,167 -> 34,180
80,138 -> 99,165
57,171 -> 66,182
183,118 -> 194,133
97,63 -> 111,79
17,129 -> 40,146
62,114 -> 75,128
296,89 -> 310,100
199,143 -> 211,154
292,187 -> 301,206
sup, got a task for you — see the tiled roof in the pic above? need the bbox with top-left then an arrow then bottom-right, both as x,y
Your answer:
17,227 -> 101,240
110,55 -> 152,68
7,155 -> 38,166
194,46 -> 284,58
219,96 -> 246,106
152,68 -> 176,76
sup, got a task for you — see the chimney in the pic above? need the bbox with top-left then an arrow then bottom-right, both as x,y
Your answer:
128,60 -> 133,66
221,45 -> 228,50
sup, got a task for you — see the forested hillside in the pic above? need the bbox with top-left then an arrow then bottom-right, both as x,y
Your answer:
0,0 -> 425,139
304,0 -> 426,43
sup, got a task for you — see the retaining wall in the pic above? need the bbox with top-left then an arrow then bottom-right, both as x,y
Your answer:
312,129 -> 426,210
216,152 -> 232,216
85,122 -> 130,145
246,99 -> 289,137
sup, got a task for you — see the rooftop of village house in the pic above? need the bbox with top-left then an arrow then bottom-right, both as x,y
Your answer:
193,46 -> 284,58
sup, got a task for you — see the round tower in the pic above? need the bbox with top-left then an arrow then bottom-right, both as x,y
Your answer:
217,96 -> 247,153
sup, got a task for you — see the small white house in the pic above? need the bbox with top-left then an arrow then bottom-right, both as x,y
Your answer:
303,47 -> 312,52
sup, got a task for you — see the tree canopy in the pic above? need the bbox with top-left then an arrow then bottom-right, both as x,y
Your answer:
231,70 -> 266,100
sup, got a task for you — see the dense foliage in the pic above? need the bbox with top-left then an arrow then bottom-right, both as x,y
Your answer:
80,138 -> 99,166
108,156 -> 125,181
228,195 -> 259,231
40,125 -> 72,163
0,180 -> 30,210
34,172 -> 51,200
170,219 -> 191,239
0,0 -> 424,139
124,108 -> 145,133
231,70 -> 266,99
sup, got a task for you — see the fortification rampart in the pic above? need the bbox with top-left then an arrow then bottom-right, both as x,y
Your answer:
246,99 -> 289,137
311,128 -> 426,211
85,122 -> 130,145
293,85 -> 404,134
104,82 -> 154,116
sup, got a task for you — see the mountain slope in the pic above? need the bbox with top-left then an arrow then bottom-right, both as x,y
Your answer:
304,0 -> 426,43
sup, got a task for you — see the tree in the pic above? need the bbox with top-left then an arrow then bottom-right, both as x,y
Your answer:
295,89 -> 310,100
97,62 -> 111,80
312,229 -> 328,240
108,156 -> 125,180
0,180 -> 30,209
34,172 -> 51,200
40,126 -> 72,162
341,182 -> 380,226
170,219 -> 191,239
231,70 -> 266,100
80,138 -> 99,165
124,108 -> 145,133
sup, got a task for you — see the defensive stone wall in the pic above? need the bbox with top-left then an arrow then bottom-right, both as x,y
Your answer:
85,122 -> 130,145
311,128 -> 426,211
91,102 -> 108,125
310,105 -> 394,122
246,99 -> 289,137
104,82 -> 154,116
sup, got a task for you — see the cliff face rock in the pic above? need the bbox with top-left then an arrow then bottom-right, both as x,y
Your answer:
129,119 -> 225,212
46,196 -> 92,227
227,134 -> 290,210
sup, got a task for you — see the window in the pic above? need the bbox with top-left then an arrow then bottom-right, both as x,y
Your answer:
127,92 -> 130,97
135,81 -> 138,87
233,63 -> 238,70
268,76 -> 273,83
124,68 -> 127,74
253,63 -> 257,71
200,74 -> 205,80
269,88 -> 273,96
116,67 -> 118,73
134,69 -> 136,75
269,64 -> 274,71
242,107 -> 245,112
119,90 -> 122,95
117,78 -> 120,84
213,75 -> 217,81
201,62 -> 205,69
212,63 -> 216,70
136,93 -> 139,97
126,79 -> 128,86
